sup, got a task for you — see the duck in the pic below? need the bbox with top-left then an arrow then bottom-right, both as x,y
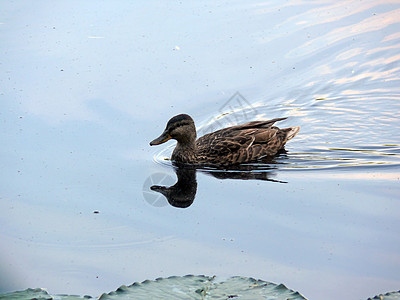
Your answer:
150,114 -> 300,167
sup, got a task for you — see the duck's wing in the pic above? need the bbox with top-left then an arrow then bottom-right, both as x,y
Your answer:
196,127 -> 283,164
197,117 -> 287,142
197,133 -> 254,156
195,118 -> 293,165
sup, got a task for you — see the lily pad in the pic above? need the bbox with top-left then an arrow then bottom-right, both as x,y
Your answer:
0,287 -> 92,299
99,275 -> 306,299
368,290 -> 400,300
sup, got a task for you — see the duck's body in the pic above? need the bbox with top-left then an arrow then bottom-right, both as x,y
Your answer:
150,114 -> 299,167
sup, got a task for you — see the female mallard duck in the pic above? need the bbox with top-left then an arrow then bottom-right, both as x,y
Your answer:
150,114 -> 300,166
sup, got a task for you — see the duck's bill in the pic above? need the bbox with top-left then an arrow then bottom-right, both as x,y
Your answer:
150,131 -> 172,146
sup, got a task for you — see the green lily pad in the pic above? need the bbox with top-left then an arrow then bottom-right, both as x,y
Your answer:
99,275 -> 306,299
0,287 -> 92,299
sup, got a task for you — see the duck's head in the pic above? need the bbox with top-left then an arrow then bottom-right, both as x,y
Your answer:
150,114 -> 196,146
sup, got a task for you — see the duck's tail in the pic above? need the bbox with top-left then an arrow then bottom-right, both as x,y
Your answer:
283,126 -> 300,141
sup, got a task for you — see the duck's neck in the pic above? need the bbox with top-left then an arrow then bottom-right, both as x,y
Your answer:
172,140 -> 197,163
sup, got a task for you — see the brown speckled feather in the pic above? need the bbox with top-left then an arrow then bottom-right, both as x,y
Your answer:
195,118 -> 298,166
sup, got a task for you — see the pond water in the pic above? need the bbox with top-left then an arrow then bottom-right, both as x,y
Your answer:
1,1 -> 400,299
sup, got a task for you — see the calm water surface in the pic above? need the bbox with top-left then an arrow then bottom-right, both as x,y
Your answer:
1,1 -> 399,299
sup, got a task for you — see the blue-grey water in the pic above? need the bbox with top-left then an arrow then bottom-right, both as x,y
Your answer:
1,1 -> 399,299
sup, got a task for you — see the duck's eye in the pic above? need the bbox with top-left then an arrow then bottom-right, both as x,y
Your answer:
169,121 -> 188,133
167,124 -> 179,134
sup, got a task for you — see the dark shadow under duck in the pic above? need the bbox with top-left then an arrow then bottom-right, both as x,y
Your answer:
149,163 -> 287,208
150,114 -> 300,167
150,166 -> 197,208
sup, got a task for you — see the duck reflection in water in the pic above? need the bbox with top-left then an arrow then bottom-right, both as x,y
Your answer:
151,166 -> 197,208
150,159 -> 286,209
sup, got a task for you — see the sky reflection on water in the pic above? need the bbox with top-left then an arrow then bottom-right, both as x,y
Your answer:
1,1 -> 400,300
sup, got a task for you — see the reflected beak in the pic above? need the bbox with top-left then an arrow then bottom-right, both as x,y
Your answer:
150,130 -> 172,146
